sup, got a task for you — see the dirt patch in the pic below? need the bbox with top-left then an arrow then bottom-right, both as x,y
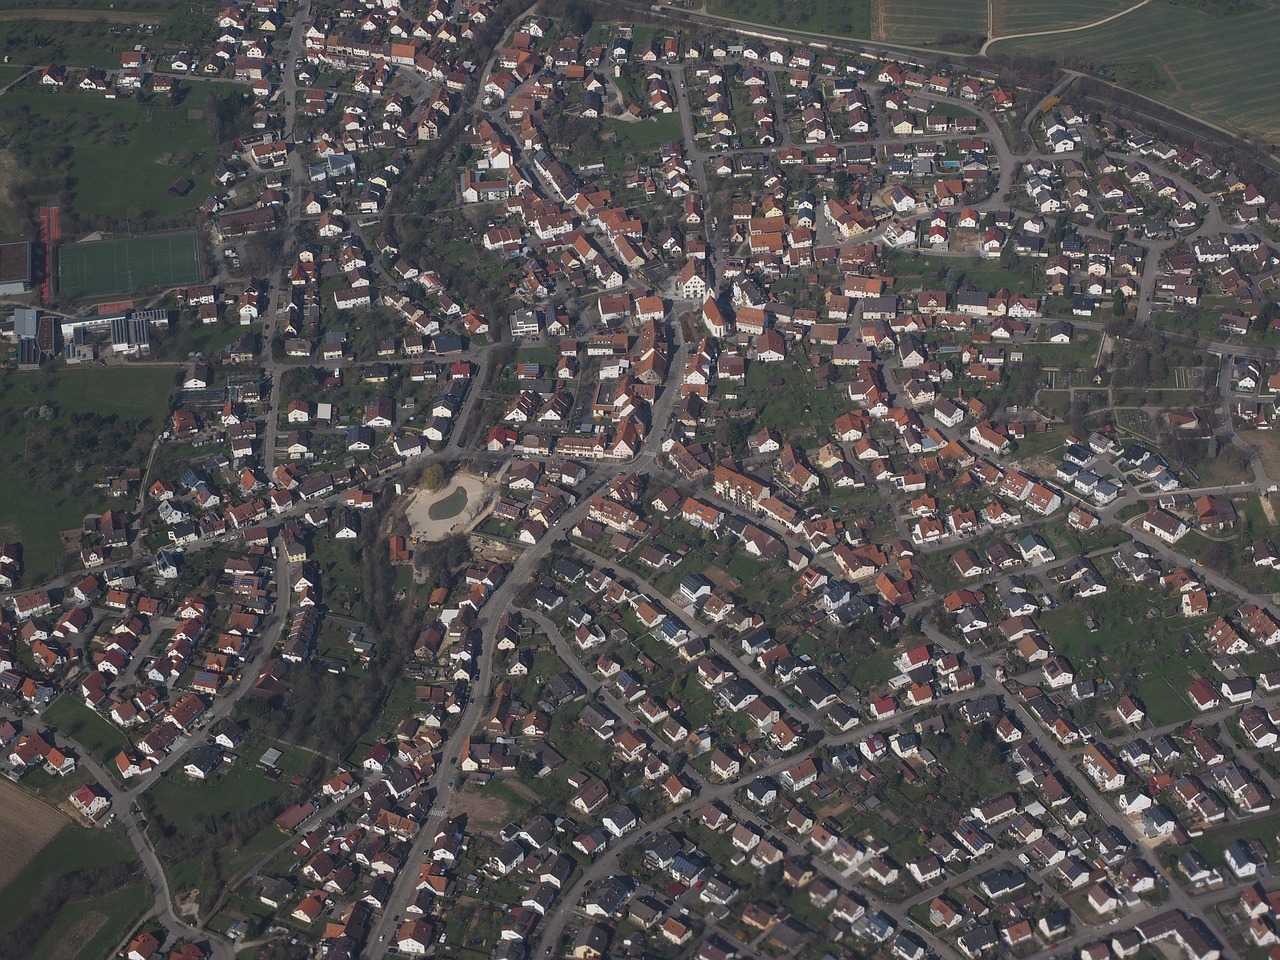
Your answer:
44,909 -> 107,957
175,888 -> 201,918
0,9 -> 162,22
0,778 -> 68,893
406,473 -> 495,542
449,787 -> 512,836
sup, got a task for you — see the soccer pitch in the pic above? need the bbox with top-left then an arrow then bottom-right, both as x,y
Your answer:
58,232 -> 203,298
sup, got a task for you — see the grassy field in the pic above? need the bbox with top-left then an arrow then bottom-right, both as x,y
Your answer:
1195,811 -> 1280,867
0,89 -> 217,222
28,882 -> 150,960
428,484 -> 470,520
706,0 -> 872,38
59,232 -> 202,298
42,695 -> 132,770
0,823 -> 137,932
991,0 -> 1133,35
1036,583 -> 1209,726
602,113 -> 682,156
145,763 -> 294,837
991,0 -> 1280,143
0,366 -> 174,582
876,0 -> 988,46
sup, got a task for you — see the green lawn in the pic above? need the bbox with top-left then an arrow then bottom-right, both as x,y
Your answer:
0,366 -> 174,582
428,484 -> 470,520
144,763 -> 292,837
1008,425 -> 1068,461
1195,811 -> 1280,867
42,695 -> 131,770
603,112 -> 682,155
726,356 -> 840,447
0,825 -> 138,933
1134,675 -> 1195,726
0,89 -> 218,223
991,0 -> 1280,143
909,254 -> 1043,297
150,317 -> 243,362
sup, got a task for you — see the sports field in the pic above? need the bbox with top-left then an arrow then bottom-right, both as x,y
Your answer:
874,0 -> 987,47
58,232 -> 201,298
991,0 -> 1280,143
991,0 -> 1133,36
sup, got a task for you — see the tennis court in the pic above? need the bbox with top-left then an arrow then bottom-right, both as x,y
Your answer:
58,232 -> 202,298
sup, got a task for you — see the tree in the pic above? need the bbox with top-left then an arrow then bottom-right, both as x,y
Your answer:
715,419 -> 753,457
419,463 -> 446,492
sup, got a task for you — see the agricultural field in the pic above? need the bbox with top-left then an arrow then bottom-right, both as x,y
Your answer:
26,882 -> 151,960
0,89 -> 218,224
0,779 -> 66,899
874,0 -> 988,48
990,0 -> 1134,36
990,0 -> 1280,144
705,0 -> 872,39
59,232 -> 203,298
0,821 -> 138,932
0,366 -> 175,583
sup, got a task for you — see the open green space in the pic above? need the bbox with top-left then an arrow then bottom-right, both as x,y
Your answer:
724,355 -> 840,448
145,763 -> 293,837
0,89 -> 218,224
706,0 -> 872,38
0,366 -> 174,582
59,232 -> 202,298
42,695 -> 132,769
0,824 -> 138,933
991,0 -> 1280,144
992,0 -> 1135,36
1195,811 -> 1280,867
603,113 -> 682,156
1036,584 -> 1208,725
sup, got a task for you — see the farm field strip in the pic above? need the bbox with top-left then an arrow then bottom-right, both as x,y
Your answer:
0,779 -> 66,895
993,0 -> 1280,142
991,0 -> 1134,36
876,0 -> 987,43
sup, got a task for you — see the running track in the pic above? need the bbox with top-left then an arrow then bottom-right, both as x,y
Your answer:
38,205 -> 58,302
